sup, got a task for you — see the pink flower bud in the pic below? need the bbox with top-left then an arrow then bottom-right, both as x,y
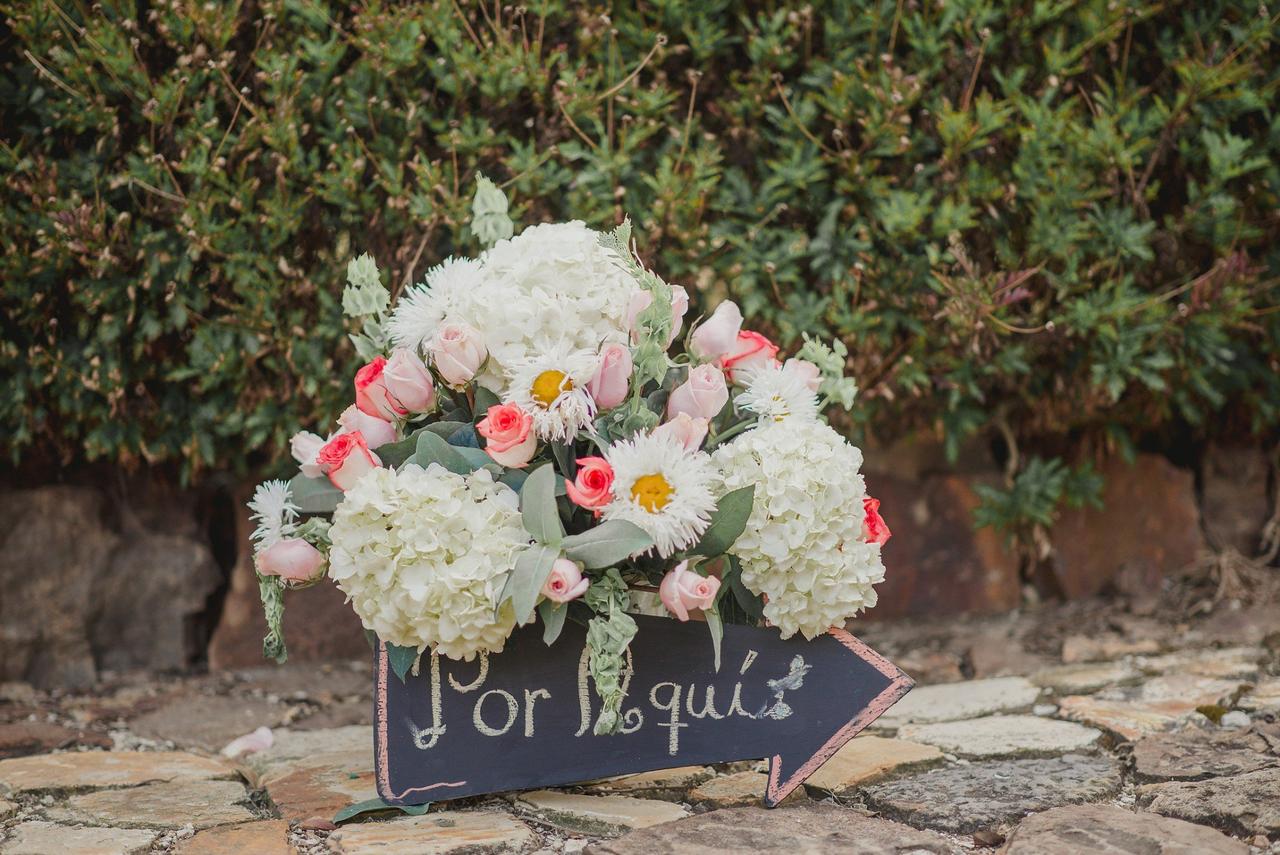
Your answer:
477,404 -> 537,468
863,497 -> 892,546
430,322 -> 487,387
354,356 -> 401,420
338,405 -> 397,449
290,431 -> 326,479
587,343 -> 632,410
565,456 -> 614,512
541,558 -> 589,604
652,413 -> 709,452
316,431 -> 382,491
256,537 -> 326,582
667,363 -> 729,421
689,300 -> 743,361
658,560 -> 720,621
784,358 -> 822,392
722,330 -> 780,384
383,348 -> 436,414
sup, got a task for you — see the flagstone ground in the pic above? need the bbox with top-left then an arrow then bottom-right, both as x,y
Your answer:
0,596 -> 1276,854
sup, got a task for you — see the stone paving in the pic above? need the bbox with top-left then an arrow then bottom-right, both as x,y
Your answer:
0,599 -> 1277,854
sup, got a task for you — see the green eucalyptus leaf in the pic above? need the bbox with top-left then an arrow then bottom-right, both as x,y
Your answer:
538,600 -> 569,646
385,643 -> 419,683
502,543 -> 560,625
520,463 -> 564,545
333,797 -> 429,825
688,486 -> 755,557
288,474 -> 342,514
705,600 -> 724,672
560,520 -> 652,569
499,469 -> 529,492
414,430 -> 478,475
473,385 -> 500,415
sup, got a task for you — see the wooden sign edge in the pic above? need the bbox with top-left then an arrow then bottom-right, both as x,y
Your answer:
762,627 -> 915,806
371,625 -> 916,807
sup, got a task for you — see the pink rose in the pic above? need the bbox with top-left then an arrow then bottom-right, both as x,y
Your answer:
257,537 -> 326,582
722,331 -> 780,384
785,358 -> 822,392
667,363 -> 729,420
652,412 -> 709,451
477,403 -> 537,468
689,300 -> 743,361
626,285 -> 690,346
338,405 -> 397,449
383,348 -> 435,414
587,343 -> 632,410
541,558 -> 589,604
565,456 -> 614,513
290,431 -> 326,479
316,431 -> 382,491
430,322 -> 487,387
354,356 -> 402,420
863,497 -> 892,546
658,560 -> 721,622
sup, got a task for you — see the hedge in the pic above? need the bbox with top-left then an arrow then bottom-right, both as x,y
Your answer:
2,1 -> 1277,538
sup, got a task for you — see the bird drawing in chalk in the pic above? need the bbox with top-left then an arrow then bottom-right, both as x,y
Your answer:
755,654 -> 812,720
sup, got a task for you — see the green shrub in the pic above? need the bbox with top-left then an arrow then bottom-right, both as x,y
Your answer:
2,2 -> 1277,536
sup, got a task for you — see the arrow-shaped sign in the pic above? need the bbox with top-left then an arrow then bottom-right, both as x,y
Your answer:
373,614 -> 913,807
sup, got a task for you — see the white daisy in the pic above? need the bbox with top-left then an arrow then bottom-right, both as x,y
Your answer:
505,344 -> 600,442
248,480 -> 298,551
602,432 -> 718,558
735,361 -> 820,423
387,257 -> 484,355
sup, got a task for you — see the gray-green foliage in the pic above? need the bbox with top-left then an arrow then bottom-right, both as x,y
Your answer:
584,569 -> 638,736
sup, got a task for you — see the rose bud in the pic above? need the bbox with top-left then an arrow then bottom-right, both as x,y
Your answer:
667,363 -> 729,420
626,285 -> 691,346
430,322 -> 487,387
256,537 -> 326,583
587,343 -> 632,410
863,497 -> 892,546
338,405 -> 397,449
477,403 -> 537,468
354,356 -> 402,421
722,330 -> 780,384
652,412 -> 709,452
659,560 -> 721,622
784,357 -> 822,392
316,431 -> 382,491
689,300 -> 743,361
290,431 -> 326,479
541,558 -> 590,604
383,348 -> 435,414
565,456 -> 614,513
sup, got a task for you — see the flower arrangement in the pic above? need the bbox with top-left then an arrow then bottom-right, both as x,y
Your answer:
249,178 -> 891,734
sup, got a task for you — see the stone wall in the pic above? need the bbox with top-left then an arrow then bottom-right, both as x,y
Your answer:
0,442 -> 1272,686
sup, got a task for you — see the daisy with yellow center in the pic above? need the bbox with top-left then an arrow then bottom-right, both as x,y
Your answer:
505,345 -> 599,442
602,431 -> 718,558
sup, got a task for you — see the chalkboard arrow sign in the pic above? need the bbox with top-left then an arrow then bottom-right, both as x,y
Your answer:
373,614 -> 913,807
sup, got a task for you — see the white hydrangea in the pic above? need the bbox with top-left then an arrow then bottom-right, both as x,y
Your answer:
388,221 -> 638,394
326,463 -> 532,660
712,418 -> 885,640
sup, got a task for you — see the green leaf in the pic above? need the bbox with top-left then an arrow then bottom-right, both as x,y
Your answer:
414,431 -> 480,475
257,573 -> 287,664
705,600 -> 724,672
385,643 -> 420,683
520,464 -> 564,545
333,797 -> 430,825
473,385 -> 500,415
471,174 -> 514,248
502,543 -> 560,625
560,520 -> 652,569
688,486 -> 755,557
538,600 -> 569,646
342,253 -> 390,318
498,469 -> 529,492
288,474 -> 343,514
